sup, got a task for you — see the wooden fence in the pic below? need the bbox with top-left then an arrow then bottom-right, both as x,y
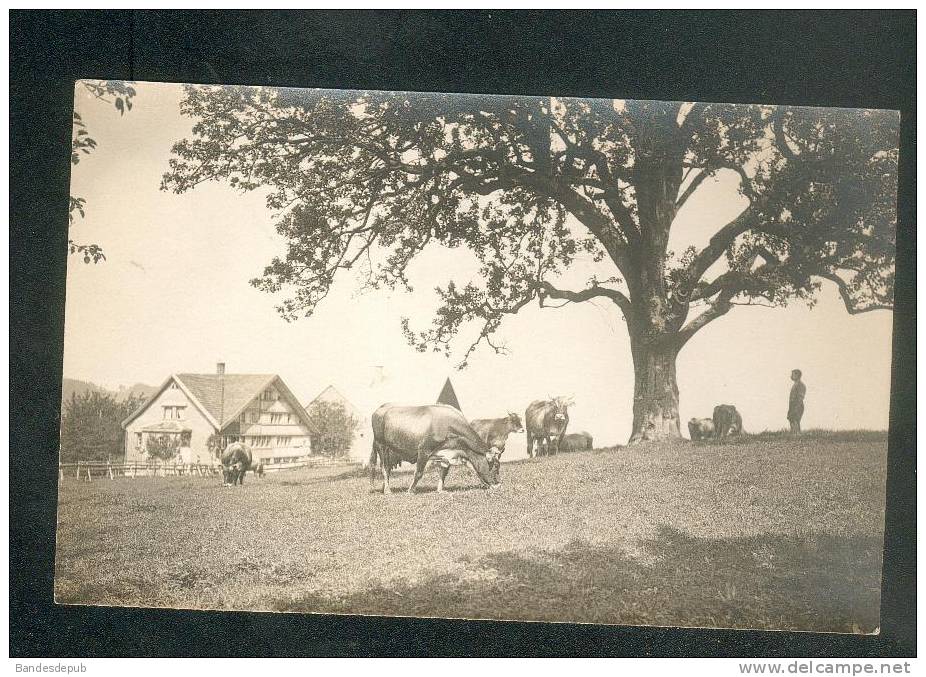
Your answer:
58,456 -> 360,481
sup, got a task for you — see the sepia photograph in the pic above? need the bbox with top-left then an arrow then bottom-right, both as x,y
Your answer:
54,79 -> 898,633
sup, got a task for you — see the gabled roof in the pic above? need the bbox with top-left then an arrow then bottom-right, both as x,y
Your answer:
305,384 -> 358,415
176,373 -> 276,426
121,372 -> 314,433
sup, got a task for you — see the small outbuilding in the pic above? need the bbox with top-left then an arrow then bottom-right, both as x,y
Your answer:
304,385 -> 369,463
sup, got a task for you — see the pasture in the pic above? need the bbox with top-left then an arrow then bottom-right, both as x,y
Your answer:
55,431 -> 887,632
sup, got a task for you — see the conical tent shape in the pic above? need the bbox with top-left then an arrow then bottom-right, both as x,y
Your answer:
436,377 -> 462,412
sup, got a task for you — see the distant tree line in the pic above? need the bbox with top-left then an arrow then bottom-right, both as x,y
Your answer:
59,390 -> 147,463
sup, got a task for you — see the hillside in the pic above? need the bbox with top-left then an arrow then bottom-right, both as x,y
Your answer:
61,378 -> 158,408
55,431 -> 888,632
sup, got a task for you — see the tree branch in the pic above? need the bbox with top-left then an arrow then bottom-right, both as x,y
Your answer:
539,280 -> 632,319
681,206 -> 757,292
816,271 -> 894,315
674,287 -> 737,347
675,168 -> 714,210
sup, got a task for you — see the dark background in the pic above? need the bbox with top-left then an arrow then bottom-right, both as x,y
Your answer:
10,10 -> 916,657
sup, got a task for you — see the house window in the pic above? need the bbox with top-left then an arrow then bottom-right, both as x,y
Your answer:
134,432 -> 143,448
162,406 -> 186,420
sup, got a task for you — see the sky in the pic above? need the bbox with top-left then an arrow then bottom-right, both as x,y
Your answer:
63,82 -> 896,454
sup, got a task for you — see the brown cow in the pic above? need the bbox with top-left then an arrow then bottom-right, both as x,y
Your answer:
687,418 -> 715,441
713,405 -> 743,439
561,431 -> 593,452
369,403 -> 501,494
221,442 -> 253,486
526,397 -> 572,457
470,412 -> 523,456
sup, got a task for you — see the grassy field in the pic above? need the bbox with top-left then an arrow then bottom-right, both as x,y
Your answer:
55,431 -> 887,632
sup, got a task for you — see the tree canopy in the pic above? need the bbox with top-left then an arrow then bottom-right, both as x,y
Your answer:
304,400 -> 359,458
162,86 -> 898,441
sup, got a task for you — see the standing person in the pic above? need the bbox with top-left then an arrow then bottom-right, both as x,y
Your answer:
788,369 -> 806,433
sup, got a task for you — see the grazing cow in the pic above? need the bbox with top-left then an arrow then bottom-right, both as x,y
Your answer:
712,405 -> 743,439
221,442 -> 253,486
250,461 -> 265,478
561,431 -> 593,452
470,412 -> 524,456
525,397 -> 572,457
369,403 -> 501,494
687,418 -> 715,441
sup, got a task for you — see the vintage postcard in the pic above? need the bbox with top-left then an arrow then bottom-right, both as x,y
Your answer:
57,81 -> 898,632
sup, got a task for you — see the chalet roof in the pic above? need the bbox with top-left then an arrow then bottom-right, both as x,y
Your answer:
175,373 -> 276,425
121,372 -> 314,433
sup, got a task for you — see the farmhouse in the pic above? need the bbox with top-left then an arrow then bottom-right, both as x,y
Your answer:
121,363 -> 314,466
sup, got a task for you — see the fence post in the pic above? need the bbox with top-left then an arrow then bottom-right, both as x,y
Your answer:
108,460 -> 114,480
86,464 -> 92,482
75,461 -> 81,479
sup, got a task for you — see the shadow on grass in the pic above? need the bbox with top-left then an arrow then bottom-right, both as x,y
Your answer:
274,526 -> 882,633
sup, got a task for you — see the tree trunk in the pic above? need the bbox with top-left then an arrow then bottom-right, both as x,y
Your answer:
628,339 -> 681,444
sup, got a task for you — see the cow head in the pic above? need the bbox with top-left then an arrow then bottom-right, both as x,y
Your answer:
687,419 -> 700,438
506,412 -> 524,433
222,461 -> 245,486
471,448 -> 501,488
551,396 -> 573,422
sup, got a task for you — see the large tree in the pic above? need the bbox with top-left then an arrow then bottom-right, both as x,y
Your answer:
163,86 -> 898,443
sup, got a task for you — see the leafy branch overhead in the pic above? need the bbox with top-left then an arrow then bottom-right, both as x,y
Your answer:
69,81 -> 137,264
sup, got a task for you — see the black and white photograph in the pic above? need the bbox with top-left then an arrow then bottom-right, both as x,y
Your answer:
52,78 -> 900,634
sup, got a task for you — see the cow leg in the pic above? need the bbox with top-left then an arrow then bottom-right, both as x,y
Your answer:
382,452 -> 392,495
369,442 -> 379,489
408,456 -> 428,494
526,431 -> 534,458
436,464 -> 450,493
